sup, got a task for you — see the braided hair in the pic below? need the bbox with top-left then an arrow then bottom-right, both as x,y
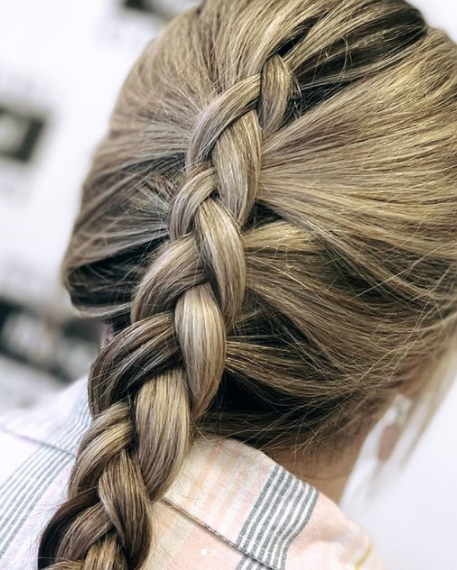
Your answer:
38,0 -> 457,567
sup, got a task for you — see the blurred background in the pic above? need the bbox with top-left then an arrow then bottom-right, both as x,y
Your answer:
0,1 -> 456,568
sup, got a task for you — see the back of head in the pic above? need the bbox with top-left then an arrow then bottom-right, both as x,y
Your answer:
38,0 -> 457,567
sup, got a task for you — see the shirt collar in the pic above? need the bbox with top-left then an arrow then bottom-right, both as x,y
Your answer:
163,433 -> 319,570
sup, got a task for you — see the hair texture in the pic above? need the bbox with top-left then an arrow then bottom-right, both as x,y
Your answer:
38,0 -> 457,567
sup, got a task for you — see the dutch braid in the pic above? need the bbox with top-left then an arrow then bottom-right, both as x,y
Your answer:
38,14 -> 294,570
38,0 -> 457,568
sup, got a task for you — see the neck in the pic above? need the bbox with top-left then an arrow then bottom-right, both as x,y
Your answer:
267,438 -> 366,505
294,468 -> 353,504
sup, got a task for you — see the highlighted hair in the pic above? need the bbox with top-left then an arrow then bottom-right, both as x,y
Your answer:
39,0 -> 457,567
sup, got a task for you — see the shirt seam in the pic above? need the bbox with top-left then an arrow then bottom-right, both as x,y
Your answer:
162,496 -> 279,570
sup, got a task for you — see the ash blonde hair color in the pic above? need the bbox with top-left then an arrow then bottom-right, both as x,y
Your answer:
38,0 -> 457,567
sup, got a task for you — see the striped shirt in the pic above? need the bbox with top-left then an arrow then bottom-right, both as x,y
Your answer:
0,377 -> 384,569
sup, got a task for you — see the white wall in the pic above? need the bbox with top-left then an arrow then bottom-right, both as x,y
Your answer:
343,380 -> 457,569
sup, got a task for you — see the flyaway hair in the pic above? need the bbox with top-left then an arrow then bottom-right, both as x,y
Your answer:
38,0 -> 457,567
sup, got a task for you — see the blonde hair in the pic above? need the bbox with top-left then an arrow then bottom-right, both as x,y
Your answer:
38,0 -> 457,567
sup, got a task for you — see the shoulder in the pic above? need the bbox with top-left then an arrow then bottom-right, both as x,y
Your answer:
0,376 -> 90,451
0,378 -> 90,569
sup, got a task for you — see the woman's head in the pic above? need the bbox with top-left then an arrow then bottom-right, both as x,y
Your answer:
39,0 -> 457,567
